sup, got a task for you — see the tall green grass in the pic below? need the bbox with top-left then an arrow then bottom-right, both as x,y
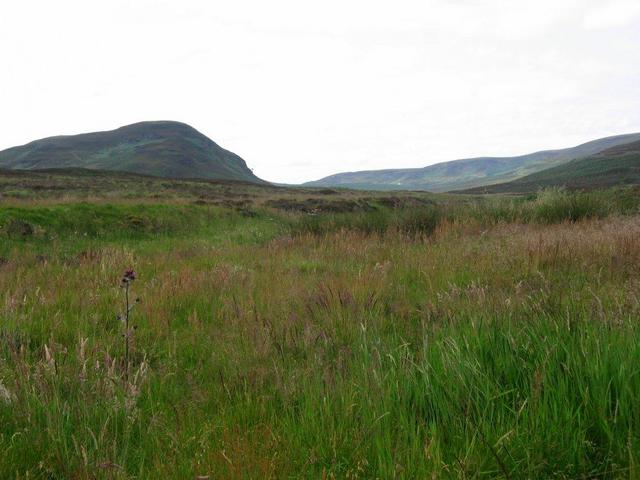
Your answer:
0,203 -> 233,239
289,187 -> 640,237
1,188 -> 640,477
289,205 -> 442,237
532,188 -> 605,223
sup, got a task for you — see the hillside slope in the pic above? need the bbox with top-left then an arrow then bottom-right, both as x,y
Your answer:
0,121 -> 264,183
460,140 -> 640,194
305,133 -> 640,192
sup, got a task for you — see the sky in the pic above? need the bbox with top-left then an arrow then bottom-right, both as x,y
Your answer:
1,0 -> 640,184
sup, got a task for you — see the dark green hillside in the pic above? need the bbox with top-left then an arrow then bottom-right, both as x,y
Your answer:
305,133 -> 640,192
0,121 -> 265,183
461,140 -> 640,193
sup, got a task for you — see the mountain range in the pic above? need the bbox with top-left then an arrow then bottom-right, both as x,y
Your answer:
460,139 -> 640,194
0,121 -> 264,183
2,123 -> 640,193
305,133 -> 640,192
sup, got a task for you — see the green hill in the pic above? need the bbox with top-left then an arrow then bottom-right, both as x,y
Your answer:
0,121 -> 265,183
461,140 -> 640,194
305,133 -> 640,192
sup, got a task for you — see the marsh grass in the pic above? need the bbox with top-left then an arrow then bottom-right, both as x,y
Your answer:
0,188 -> 640,477
290,187 -> 640,238
532,188 -> 605,223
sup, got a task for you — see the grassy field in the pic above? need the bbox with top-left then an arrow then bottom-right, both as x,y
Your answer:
1,175 -> 640,478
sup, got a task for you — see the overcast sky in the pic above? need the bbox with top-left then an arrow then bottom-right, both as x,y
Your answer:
1,0 -> 639,183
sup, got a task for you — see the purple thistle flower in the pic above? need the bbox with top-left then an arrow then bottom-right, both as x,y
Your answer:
121,269 -> 137,286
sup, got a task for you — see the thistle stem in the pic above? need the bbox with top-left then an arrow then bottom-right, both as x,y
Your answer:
124,283 -> 130,384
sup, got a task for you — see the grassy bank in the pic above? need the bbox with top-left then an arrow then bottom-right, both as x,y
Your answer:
0,188 -> 640,478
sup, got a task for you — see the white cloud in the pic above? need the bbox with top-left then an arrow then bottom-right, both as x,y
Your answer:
583,0 -> 640,29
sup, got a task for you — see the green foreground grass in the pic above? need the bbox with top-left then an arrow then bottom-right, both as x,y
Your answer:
1,188 -> 640,478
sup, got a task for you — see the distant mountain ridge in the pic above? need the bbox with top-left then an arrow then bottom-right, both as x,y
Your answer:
0,121 -> 265,183
460,139 -> 640,194
305,133 -> 640,192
